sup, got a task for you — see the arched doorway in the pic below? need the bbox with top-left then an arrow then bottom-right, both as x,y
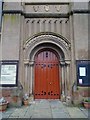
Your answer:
23,33 -> 71,100
34,49 -> 60,99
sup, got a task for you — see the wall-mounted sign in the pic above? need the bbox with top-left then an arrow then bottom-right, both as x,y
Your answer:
79,67 -> 86,76
77,60 -> 90,86
79,79 -> 82,84
0,61 -> 18,87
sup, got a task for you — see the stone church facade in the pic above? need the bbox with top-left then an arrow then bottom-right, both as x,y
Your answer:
0,2 -> 89,105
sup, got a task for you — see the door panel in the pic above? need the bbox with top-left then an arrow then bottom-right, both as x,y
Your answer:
34,50 -> 60,99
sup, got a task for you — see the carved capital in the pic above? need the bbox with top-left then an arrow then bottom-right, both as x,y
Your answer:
65,61 -> 71,65
29,61 -> 34,66
60,61 -> 65,66
24,59 -> 29,65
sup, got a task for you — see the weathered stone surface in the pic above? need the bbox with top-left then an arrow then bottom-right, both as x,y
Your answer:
1,100 -> 88,119
72,87 -> 90,105
0,83 -> 23,107
0,2 -> 89,105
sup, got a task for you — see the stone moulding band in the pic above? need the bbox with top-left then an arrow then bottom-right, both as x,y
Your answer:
2,10 -> 90,18
2,10 -> 69,18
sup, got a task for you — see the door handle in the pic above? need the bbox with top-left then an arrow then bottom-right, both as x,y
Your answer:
49,82 -> 52,85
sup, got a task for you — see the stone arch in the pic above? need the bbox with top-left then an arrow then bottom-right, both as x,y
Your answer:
23,32 -> 71,99
30,43 -> 64,62
24,32 -> 71,61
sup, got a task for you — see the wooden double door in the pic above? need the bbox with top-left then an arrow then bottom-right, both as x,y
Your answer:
34,50 -> 60,99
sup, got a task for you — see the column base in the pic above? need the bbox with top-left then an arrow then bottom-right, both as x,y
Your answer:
61,94 -> 66,102
29,94 -> 34,102
66,96 -> 72,106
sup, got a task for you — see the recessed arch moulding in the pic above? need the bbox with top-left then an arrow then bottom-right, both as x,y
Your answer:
24,33 -> 71,62
23,33 -> 71,100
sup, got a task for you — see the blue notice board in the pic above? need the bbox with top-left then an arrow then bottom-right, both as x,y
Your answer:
77,60 -> 90,86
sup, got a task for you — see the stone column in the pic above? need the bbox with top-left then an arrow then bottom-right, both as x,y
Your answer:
66,61 -> 71,96
65,61 -> 72,105
64,63 -> 67,97
69,15 -> 76,88
24,59 -> 29,93
60,61 -> 66,101
29,61 -> 34,96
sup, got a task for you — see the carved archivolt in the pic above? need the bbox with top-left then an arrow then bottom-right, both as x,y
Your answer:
23,33 -> 71,61
24,34 -> 70,50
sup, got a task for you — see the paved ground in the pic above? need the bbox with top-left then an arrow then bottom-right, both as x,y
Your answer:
0,100 -> 89,119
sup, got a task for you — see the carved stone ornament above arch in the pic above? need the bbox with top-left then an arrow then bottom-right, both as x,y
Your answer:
55,5 -> 62,12
44,5 -> 50,12
33,5 -> 39,12
23,32 -> 71,61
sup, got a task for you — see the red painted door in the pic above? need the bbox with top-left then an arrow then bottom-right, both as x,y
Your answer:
34,50 -> 60,99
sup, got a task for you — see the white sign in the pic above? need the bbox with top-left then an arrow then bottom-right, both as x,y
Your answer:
0,65 -> 17,85
79,67 -> 86,76
79,79 -> 82,84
